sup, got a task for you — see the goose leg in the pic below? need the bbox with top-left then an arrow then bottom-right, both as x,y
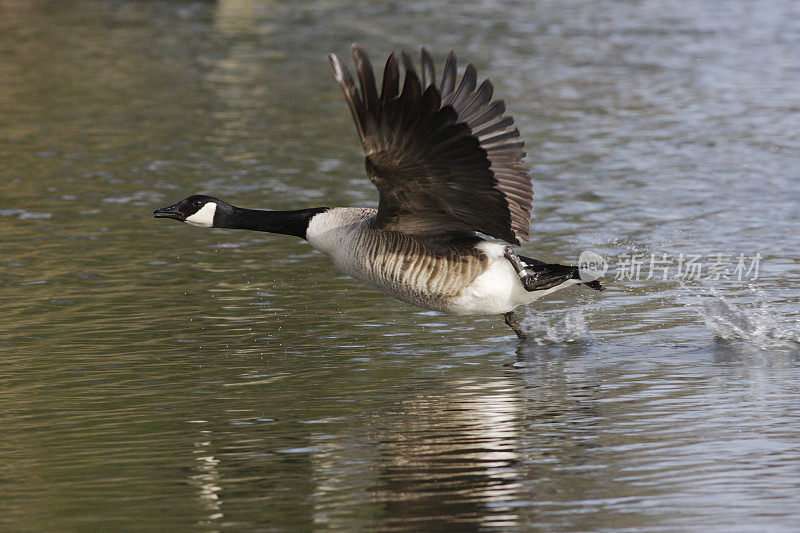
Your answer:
503,247 -> 539,292
504,311 -> 526,340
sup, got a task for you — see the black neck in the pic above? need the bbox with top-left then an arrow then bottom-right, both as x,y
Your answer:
217,206 -> 328,239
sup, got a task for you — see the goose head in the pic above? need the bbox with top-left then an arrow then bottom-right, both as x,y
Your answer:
153,195 -> 229,228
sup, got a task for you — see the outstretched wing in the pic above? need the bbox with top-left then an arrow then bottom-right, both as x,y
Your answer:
329,45 -> 533,245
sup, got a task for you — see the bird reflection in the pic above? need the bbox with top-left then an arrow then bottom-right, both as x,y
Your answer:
355,341 -> 608,530
370,377 -> 524,531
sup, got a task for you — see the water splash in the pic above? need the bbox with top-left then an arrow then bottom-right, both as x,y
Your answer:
693,286 -> 800,349
521,308 -> 590,344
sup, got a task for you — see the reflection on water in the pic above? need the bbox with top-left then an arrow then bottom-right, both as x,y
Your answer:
2,0 -> 800,530
373,379 -> 524,531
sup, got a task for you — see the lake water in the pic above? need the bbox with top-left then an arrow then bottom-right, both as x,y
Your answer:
2,1 -> 799,530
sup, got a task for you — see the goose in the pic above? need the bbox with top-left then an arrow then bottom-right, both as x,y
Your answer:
154,45 -> 603,339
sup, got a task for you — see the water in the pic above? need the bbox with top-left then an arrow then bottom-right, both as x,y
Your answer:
1,0 -> 799,530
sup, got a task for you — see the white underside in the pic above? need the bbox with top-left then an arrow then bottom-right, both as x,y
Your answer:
306,208 -> 579,315
446,243 -> 582,314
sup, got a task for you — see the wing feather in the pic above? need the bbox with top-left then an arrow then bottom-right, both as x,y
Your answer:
330,45 -> 533,244
420,47 -> 436,89
440,51 -> 457,95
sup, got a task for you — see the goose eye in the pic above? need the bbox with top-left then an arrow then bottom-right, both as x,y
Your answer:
193,200 -> 203,207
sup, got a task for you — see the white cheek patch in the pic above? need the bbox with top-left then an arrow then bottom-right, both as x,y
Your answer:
185,202 -> 217,227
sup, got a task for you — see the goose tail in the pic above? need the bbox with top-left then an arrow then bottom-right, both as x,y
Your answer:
518,254 -> 605,292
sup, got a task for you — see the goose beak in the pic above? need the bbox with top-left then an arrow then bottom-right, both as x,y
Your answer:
153,203 -> 184,221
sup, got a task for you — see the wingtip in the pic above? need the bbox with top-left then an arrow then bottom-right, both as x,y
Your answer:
329,52 -> 344,78
352,44 -> 372,68
330,44 -> 363,75
464,63 -> 477,78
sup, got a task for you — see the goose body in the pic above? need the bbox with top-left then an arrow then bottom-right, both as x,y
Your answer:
306,208 -> 576,315
154,46 -> 603,338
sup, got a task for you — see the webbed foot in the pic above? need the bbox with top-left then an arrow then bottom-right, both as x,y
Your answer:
504,311 -> 527,340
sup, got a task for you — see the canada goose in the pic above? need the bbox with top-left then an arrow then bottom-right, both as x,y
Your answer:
154,45 -> 603,339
